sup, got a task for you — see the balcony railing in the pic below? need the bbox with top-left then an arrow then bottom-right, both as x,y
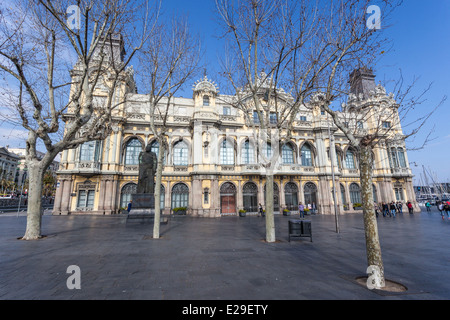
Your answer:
391,167 -> 411,176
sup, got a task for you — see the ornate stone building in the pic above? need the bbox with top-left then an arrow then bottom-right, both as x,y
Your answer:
53,43 -> 418,216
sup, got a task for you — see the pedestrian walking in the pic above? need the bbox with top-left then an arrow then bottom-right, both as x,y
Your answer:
445,203 -> 450,220
374,202 -> 379,218
425,201 -> 431,212
312,202 -> 317,215
382,202 -> 388,217
390,202 -> 396,217
258,203 -> 263,217
299,202 -> 305,218
438,202 -> 444,219
397,201 -> 403,214
127,200 -> 132,213
407,201 -> 413,214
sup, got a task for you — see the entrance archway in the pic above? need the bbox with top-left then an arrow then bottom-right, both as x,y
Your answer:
243,182 -> 258,213
303,182 -> 318,208
220,182 -> 236,215
264,183 -> 280,212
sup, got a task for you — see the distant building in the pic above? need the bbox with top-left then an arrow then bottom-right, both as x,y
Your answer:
0,146 -> 20,188
7,148 -> 60,188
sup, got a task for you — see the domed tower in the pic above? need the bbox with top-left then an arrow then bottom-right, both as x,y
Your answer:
192,76 -> 219,111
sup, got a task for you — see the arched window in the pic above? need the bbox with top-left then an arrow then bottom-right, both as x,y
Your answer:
262,142 -> 272,159
264,183 -> 280,212
345,149 -> 356,169
349,183 -> 361,204
125,138 -> 142,165
282,143 -> 295,164
284,182 -> 299,211
303,182 -> 317,207
173,141 -> 188,166
150,140 -> 166,164
301,144 -> 313,166
243,182 -> 258,212
120,183 -> 137,209
390,147 -> 399,168
397,148 -> 407,168
171,183 -> 189,209
241,140 -> 255,164
220,139 -> 235,165
203,95 -> 210,106
340,184 -> 347,206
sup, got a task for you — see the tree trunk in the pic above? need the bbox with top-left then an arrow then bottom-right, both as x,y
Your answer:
359,144 -> 385,288
152,140 -> 165,239
265,173 -> 276,242
22,161 -> 45,240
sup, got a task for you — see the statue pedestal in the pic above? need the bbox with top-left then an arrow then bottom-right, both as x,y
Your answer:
127,194 -> 155,222
131,193 -> 155,209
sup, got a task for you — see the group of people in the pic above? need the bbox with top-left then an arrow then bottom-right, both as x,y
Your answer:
374,201 -> 414,218
437,201 -> 450,220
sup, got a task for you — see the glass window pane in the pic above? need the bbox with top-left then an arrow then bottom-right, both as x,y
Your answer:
80,141 -> 96,161
242,140 -> 254,164
345,150 -> 355,169
125,139 -> 142,165
220,140 -> 234,165
87,190 -> 95,208
398,148 -> 406,168
174,141 -> 188,166
301,145 -> 312,166
282,144 -> 294,164
77,190 -> 86,207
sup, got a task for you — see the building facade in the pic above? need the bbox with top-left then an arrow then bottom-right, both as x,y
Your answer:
0,146 -> 20,193
53,61 -> 418,216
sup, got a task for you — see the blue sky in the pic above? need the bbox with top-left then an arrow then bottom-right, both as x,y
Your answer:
162,0 -> 450,184
1,0 -> 449,184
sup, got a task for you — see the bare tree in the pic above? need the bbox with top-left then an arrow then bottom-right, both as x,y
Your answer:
0,0 -> 157,239
136,14 -> 202,239
215,0 -> 307,243
296,1 -> 445,289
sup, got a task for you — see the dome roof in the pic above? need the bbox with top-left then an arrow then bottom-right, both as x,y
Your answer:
192,76 -> 219,94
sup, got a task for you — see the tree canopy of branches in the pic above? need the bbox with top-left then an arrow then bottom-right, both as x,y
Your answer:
213,0 -> 446,289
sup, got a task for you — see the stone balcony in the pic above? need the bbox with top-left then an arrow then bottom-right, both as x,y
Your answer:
75,161 -> 101,176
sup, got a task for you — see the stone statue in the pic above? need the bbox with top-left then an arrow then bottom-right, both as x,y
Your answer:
137,144 -> 157,194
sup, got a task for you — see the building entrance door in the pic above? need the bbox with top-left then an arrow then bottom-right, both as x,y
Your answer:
220,182 -> 236,215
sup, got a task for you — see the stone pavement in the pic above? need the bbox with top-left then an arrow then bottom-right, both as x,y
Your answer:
1,208 -> 449,301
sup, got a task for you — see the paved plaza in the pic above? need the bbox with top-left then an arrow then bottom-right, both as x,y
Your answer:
0,208 -> 449,300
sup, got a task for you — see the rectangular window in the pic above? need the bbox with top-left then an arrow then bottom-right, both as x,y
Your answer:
223,107 -> 230,115
220,141 -> 234,165
79,141 -> 97,161
253,111 -> 260,124
299,116 -> 307,122
77,190 -> 95,208
204,188 -> 209,204
382,121 -> 391,129
269,112 -> 277,124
